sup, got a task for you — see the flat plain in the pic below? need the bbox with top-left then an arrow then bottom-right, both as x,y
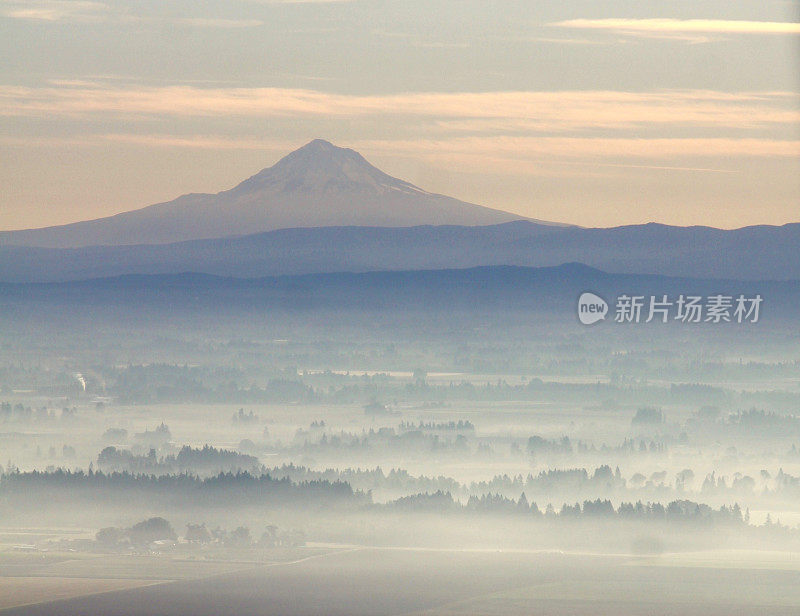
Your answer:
3,548 -> 800,616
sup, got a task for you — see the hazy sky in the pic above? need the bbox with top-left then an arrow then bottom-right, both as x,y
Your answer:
1,0 -> 798,230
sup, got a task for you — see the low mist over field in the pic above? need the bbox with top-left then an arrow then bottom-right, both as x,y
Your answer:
1,259 -> 799,613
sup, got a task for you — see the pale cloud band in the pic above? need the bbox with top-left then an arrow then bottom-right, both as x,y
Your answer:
0,0 -> 351,22
1,84 -> 797,132
10,132 -> 794,158
91,134 -> 799,163
1,0 -> 108,22
552,18 -> 800,35
1,83 -> 796,169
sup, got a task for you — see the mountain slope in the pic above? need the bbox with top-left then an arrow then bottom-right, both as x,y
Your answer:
0,140 -> 545,248
1,221 -> 798,282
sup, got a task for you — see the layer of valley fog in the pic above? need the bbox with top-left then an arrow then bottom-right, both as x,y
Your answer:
0,304 -> 799,614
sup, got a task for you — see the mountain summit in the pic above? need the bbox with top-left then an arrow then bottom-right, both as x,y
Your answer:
233,139 -> 423,196
1,140 -> 551,249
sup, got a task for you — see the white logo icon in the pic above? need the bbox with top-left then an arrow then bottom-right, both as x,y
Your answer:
578,292 -> 608,325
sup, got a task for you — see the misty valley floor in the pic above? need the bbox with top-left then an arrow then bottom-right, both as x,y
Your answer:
2,253 -> 800,616
3,547 -> 800,616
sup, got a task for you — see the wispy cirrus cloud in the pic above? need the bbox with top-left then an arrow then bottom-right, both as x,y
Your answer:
357,136 -> 800,161
1,83 -> 796,178
551,18 -> 800,37
91,134 -> 799,161
1,0 -> 108,22
0,1 -> 307,26
4,133 -> 793,177
0,84 -> 796,132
